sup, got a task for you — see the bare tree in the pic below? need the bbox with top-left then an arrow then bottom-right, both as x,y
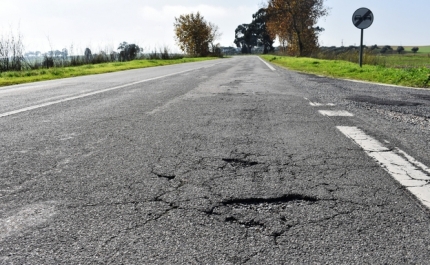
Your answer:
208,22 -> 222,53
0,28 -> 25,72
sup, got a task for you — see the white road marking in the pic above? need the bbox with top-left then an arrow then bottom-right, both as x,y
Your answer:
258,57 -> 276,71
319,110 -> 354,117
337,126 -> 430,209
0,66 -> 211,118
310,102 -> 336,106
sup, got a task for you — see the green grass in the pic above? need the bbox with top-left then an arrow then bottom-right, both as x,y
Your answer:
0,57 -> 218,87
261,55 -> 430,88
382,54 -> 430,68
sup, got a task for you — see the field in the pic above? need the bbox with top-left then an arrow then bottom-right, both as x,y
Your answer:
382,54 -> 430,68
401,45 -> 430,54
0,57 -> 217,87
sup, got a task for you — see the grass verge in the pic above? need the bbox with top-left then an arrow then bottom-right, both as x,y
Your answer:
0,57 -> 217,87
261,55 -> 430,89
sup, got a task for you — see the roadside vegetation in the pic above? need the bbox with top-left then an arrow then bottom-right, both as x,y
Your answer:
0,57 -> 216,87
1,15 -> 223,87
261,53 -> 430,88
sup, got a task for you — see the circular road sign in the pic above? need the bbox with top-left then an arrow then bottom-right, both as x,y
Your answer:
352,8 -> 374,29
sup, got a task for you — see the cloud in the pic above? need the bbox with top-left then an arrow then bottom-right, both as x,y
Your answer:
139,4 -> 258,48
140,5 -> 228,23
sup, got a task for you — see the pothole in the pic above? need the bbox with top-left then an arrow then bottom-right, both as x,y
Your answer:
214,194 -> 320,233
347,95 -> 422,106
222,194 -> 318,205
222,158 -> 259,168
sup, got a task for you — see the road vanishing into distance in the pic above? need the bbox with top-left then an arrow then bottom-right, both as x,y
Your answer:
1,56 -> 430,264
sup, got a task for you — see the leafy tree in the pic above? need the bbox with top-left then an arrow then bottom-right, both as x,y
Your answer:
411,47 -> 419,53
84,48 -> 92,62
234,8 -> 275,54
251,8 -> 275,54
383,45 -> 393,51
174,12 -> 215,56
234,24 -> 256,54
396,46 -> 404,54
370,44 -> 379,51
266,0 -> 328,56
61,48 -> 68,59
54,50 -> 62,57
117,42 -> 141,61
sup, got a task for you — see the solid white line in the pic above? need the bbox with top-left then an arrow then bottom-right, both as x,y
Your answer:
0,67 -> 204,118
337,126 -> 430,209
258,57 -> 276,71
319,110 -> 354,117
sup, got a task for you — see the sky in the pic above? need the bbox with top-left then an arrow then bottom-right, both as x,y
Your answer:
0,0 -> 429,55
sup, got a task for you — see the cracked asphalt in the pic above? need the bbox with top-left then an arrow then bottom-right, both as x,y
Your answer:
1,56 -> 430,264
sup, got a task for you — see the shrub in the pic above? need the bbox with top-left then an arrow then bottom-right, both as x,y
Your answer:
396,46 -> 405,54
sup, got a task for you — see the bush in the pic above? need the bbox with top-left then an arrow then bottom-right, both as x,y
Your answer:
396,46 -> 405,54
42,55 -> 54,68
313,47 -> 386,66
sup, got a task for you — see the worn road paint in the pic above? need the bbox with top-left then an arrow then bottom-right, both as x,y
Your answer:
337,126 -> 430,209
310,102 -> 336,106
319,110 -> 354,117
0,202 -> 56,241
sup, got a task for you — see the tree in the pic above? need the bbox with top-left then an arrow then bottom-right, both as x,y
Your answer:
251,8 -> 275,54
208,22 -> 222,53
117,42 -> 141,61
234,8 -> 275,54
61,48 -> 68,60
84,48 -> 92,63
174,12 -> 215,56
266,0 -> 328,56
234,24 -> 257,54
411,47 -> 419,53
370,44 -> 379,51
396,46 -> 404,54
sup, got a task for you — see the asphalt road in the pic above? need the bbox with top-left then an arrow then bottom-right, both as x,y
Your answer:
1,56 -> 430,264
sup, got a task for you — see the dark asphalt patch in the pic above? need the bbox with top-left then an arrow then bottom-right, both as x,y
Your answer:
411,93 -> 430,101
347,95 -> 422,106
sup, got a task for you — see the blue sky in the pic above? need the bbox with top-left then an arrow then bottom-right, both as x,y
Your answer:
0,0 -> 428,54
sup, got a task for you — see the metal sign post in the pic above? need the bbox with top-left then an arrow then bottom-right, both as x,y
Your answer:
352,8 -> 374,67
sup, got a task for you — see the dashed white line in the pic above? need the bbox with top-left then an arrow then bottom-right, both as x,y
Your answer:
319,110 -> 354,117
337,126 -> 430,209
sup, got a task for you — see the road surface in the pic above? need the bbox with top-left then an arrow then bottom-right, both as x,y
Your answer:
1,56 -> 430,264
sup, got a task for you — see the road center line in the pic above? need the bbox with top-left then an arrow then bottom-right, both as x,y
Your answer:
337,126 -> 430,209
0,66 -> 209,118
